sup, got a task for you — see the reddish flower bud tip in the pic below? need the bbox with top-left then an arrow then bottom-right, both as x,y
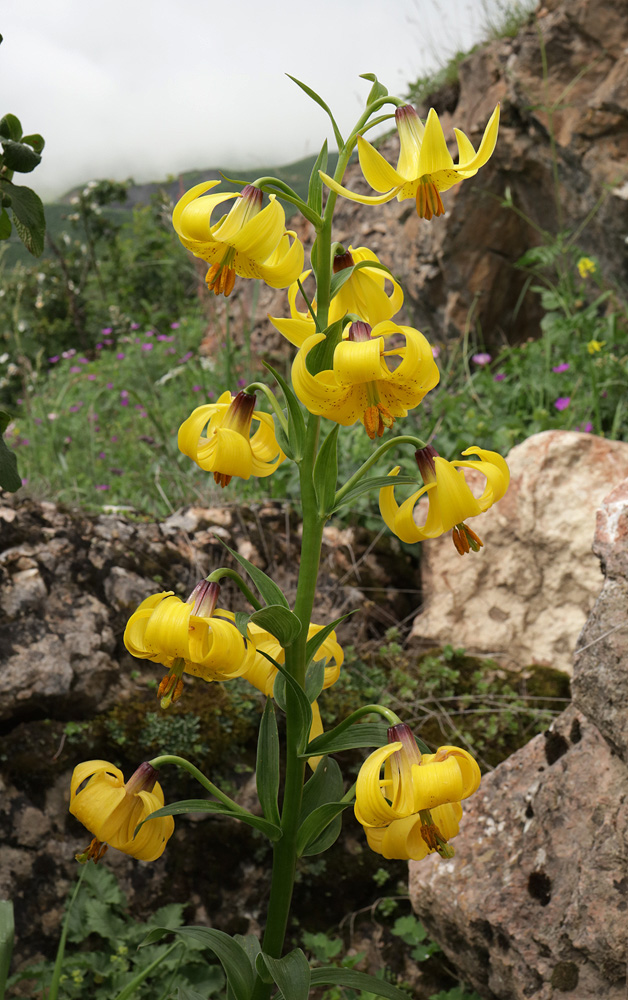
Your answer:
333,249 -> 355,273
414,445 -> 439,482
347,321 -> 372,342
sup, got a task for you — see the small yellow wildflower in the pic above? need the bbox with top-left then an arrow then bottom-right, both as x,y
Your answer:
587,339 -> 605,354
577,257 -> 596,279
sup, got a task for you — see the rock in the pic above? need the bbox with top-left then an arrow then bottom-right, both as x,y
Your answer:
409,707 -> 627,1000
572,478 -> 628,759
408,470 -> 628,999
409,430 -> 628,674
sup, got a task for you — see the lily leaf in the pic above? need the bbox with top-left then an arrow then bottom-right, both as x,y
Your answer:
136,799 -> 282,841
360,72 -> 389,105
0,900 -> 14,1000
329,258 -> 394,301
256,699 -> 281,827
301,721 -> 390,757
308,139 -> 328,216
249,605 -> 301,646
304,659 -> 325,705
141,926 -> 255,1000
261,651 -> 313,754
257,948 -> 310,1000
213,537 -> 290,608
264,361 -> 305,461
332,474 -> 418,514
313,423 -> 339,517
310,966 -> 411,1000
304,612 -> 355,668
297,800 -> 349,857
287,75 -> 344,149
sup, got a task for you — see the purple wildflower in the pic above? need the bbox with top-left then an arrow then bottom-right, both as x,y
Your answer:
116,352 -> 125,360
170,322 -> 180,329
493,373 -> 506,382
141,343 -> 153,352
95,484 -> 110,491
70,366 -> 81,373
101,327 -> 113,334
472,352 -> 492,366
554,397 -> 571,411
552,363 -> 570,373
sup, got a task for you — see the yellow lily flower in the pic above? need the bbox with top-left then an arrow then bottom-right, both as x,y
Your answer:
124,582 -> 253,689
243,622 -> 343,697
70,760 -> 174,862
292,320 -> 439,439
173,181 -> 304,296
380,444 -> 509,553
268,246 -> 404,348
321,104 -> 500,220
178,390 -> 285,488
354,723 -> 480,860
364,804 -> 463,861
355,726 -> 480,829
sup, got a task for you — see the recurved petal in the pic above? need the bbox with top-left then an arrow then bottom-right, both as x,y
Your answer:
357,135 -> 407,193
355,742 -> 402,827
456,104 -> 500,173
186,612 -> 251,680
432,457 -> 483,530
144,595 -> 192,661
178,401 -> 227,463
211,426 -> 255,479
319,169 -> 399,206
70,760 -> 124,800
173,182 -> 237,241
456,447 -> 510,509
368,815 -> 430,861
379,468 -> 433,543
417,109 -> 454,177
258,231 -> 305,288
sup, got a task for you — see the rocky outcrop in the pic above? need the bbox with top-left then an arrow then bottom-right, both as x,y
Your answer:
212,0 -> 628,367
0,493 -> 416,972
408,475 -> 628,1000
408,430 -> 628,674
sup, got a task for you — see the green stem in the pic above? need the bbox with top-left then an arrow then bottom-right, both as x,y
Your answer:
48,866 -> 88,1000
244,381 -> 290,436
206,567 -> 262,610
148,755 -> 247,815
334,434 -> 426,505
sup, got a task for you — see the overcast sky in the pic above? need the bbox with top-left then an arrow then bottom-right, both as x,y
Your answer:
2,0 -> 510,200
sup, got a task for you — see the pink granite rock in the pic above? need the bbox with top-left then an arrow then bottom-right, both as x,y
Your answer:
409,431 -> 628,674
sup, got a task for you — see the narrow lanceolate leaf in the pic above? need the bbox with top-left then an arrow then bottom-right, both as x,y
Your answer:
360,72 -> 389,105
310,966 -> 411,1000
308,139 -> 328,216
286,75 -> 344,149
248,605 -> 301,646
313,423 -> 339,517
302,721 -> 390,758
306,316 -> 345,376
257,948 -> 311,1000
213,537 -> 290,608
304,612 -> 355,668
329,258 -> 393,301
269,655 -> 313,753
332,474 -> 419,514
256,699 -> 281,827
141,926 -> 255,1000
297,800 -> 348,857
300,757 -> 343,823
0,900 -> 14,1000
264,362 -> 306,462
136,799 -> 282,841
304,659 -> 325,705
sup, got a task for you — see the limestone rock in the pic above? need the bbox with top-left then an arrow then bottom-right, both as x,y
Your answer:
408,469 -> 628,999
409,430 -> 628,674
409,707 -> 627,1000
572,478 -> 628,758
